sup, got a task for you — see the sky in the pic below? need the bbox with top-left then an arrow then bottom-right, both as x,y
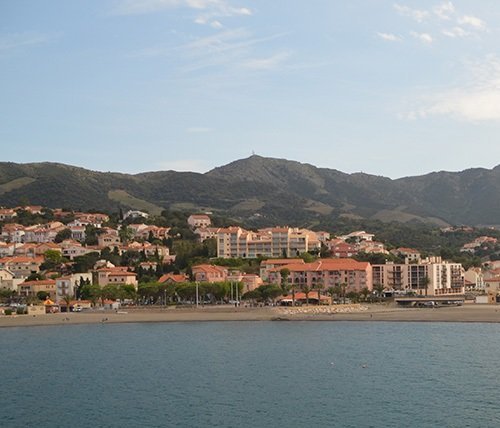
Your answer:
1,0 -> 500,178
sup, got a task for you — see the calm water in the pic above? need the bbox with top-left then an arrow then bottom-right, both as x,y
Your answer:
0,321 -> 499,428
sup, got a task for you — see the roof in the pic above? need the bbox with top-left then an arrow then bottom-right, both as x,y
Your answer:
21,279 -> 56,286
192,264 -> 227,274
0,256 -> 44,264
158,273 -> 188,283
270,258 -> 370,273
261,259 -> 305,266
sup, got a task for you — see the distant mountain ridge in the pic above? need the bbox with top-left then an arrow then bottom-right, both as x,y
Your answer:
0,156 -> 499,227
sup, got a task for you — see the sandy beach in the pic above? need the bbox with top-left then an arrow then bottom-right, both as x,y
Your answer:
2,304 -> 500,328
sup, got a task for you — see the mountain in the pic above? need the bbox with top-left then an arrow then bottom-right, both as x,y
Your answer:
0,156 -> 499,227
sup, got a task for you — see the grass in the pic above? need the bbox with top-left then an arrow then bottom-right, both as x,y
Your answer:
0,177 -> 36,195
108,189 -> 164,216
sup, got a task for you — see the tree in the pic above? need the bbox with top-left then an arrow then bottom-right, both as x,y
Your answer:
36,291 -> 49,301
340,282 -> 348,304
360,287 -> 370,302
61,294 -> 73,312
421,276 -> 430,297
242,289 -> 261,304
42,250 -> 65,270
301,284 -> 311,306
313,279 -> 323,306
55,228 -> 72,243
373,283 -> 385,302
119,226 -> 134,244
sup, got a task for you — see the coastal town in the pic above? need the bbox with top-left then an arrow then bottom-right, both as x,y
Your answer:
1,205 -> 500,318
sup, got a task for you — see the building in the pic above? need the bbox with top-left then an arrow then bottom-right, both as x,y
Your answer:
55,273 -> 93,301
372,257 -> 465,296
95,267 -> 138,288
158,273 -> 189,284
391,247 -> 421,263
187,214 -> 211,229
328,240 -> 358,258
216,227 -> 321,259
0,256 -> 44,279
191,264 -> 228,283
18,279 -> 57,299
124,210 -> 149,220
268,258 -> 373,293
0,208 -> 17,221
260,259 -> 305,282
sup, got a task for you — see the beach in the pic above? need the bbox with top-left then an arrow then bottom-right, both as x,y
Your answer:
2,304 -> 500,327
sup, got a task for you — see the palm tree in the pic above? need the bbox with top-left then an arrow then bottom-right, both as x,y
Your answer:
360,287 -> 370,302
373,283 -> 385,302
421,276 -> 430,297
301,284 -> 311,306
326,287 -> 336,305
313,278 -> 324,305
340,282 -> 348,304
61,294 -> 72,313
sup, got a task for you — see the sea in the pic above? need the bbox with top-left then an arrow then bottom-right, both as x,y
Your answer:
0,321 -> 499,428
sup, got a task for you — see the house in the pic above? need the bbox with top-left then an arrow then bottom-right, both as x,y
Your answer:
191,264 -> 228,283
124,210 -> 149,220
0,242 -> 17,257
339,231 -> 375,242
0,268 -> 23,291
97,233 -> 121,248
0,223 -> 26,243
0,208 -> 17,221
0,256 -> 44,279
328,240 -> 358,258
35,242 -> 62,256
60,240 -> 99,260
18,279 -> 57,299
188,214 -> 211,229
158,273 -> 189,284
194,227 -> 219,242
95,267 -> 138,288
55,273 -> 93,301
391,247 -> 421,263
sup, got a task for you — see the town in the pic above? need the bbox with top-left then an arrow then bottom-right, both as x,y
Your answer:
0,205 -> 499,316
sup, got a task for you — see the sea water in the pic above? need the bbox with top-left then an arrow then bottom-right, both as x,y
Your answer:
0,322 -> 498,428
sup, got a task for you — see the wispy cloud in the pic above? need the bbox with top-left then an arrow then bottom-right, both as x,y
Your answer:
410,31 -> 433,44
433,1 -> 455,20
114,0 -> 252,27
377,32 -> 402,42
406,56 -> 500,122
0,32 -> 53,53
240,51 -> 291,70
458,15 -> 486,30
441,26 -> 469,38
393,4 -> 429,23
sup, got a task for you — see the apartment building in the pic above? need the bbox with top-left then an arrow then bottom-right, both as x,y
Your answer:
372,257 -> 465,296
267,258 -> 372,293
217,227 -> 321,259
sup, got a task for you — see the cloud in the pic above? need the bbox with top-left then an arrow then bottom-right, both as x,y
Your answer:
0,32 -> 53,53
393,4 -> 429,23
240,51 -> 291,70
157,159 -> 207,172
410,31 -> 433,44
433,1 -> 455,20
407,56 -> 500,122
114,0 -> 252,25
441,26 -> 469,38
458,15 -> 486,30
377,32 -> 402,42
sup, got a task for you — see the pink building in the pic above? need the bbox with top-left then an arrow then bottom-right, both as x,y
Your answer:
268,258 -> 372,292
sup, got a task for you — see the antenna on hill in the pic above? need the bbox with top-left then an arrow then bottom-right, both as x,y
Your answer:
252,150 -> 256,156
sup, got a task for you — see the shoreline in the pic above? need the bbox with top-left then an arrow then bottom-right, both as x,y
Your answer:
2,304 -> 500,328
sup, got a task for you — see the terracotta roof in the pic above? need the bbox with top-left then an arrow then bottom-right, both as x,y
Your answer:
158,273 -> 188,283
270,258 -> 370,273
261,259 -> 305,266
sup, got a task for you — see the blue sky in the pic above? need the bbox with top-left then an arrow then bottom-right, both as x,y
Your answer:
1,0 -> 500,178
